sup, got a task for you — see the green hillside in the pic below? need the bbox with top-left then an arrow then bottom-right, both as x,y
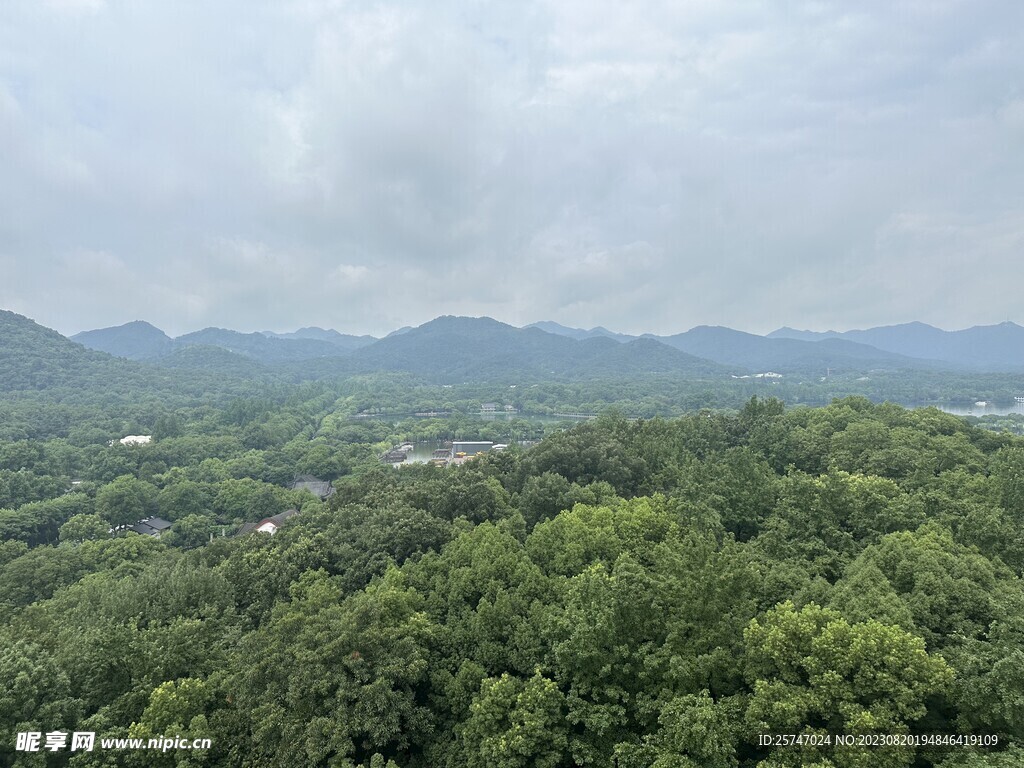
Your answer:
347,316 -> 729,381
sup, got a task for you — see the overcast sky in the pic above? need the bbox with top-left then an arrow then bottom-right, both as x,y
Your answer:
2,0 -> 1022,337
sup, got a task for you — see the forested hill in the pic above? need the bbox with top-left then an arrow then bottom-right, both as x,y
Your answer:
71,321 -> 375,362
71,320 -> 173,360
342,315 -> 729,381
175,328 -> 351,363
0,397 -> 1022,766
0,310 -> 276,410
0,309 -> 144,391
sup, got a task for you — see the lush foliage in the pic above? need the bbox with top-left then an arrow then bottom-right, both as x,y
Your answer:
0,392 -> 1021,767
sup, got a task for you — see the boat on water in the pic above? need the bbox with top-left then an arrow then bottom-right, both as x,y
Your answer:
975,401 -> 989,407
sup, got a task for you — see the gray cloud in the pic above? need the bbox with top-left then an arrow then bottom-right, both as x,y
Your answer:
1,0 -> 1022,337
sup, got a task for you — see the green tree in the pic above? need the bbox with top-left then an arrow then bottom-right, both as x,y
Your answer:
232,569 -> 435,767
168,514 -> 217,549
457,672 -> 568,768
96,475 -> 158,528
157,480 -> 213,521
615,690 -> 743,768
0,637 -> 81,765
744,602 -> 952,767
990,446 -> 1024,523
59,513 -> 110,544
125,678 -> 217,767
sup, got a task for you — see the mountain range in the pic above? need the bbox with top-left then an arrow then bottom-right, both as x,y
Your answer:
70,322 -> 374,363
767,321 -> 1024,371
644,326 -> 943,372
520,320 -> 1024,372
339,315 -> 725,381
2,313 -> 1019,390
5,313 -> 726,391
526,320 -> 1024,373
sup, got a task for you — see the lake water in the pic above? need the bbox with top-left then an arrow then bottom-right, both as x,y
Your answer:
910,402 -> 1024,417
401,442 -> 449,464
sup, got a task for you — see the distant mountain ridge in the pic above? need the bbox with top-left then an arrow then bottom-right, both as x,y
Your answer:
175,328 -> 347,363
59,314 -> 1024,375
528,321 -> 955,373
261,327 -> 376,351
66,315 -> 727,379
648,325 -> 947,373
72,322 -> 373,364
525,321 -> 636,343
767,321 -> 1024,371
343,315 -> 727,382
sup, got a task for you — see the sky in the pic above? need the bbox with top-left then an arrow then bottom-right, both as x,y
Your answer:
2,0 -> 1023,338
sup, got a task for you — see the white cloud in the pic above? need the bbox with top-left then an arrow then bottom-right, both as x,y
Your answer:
1,0 -> 1023,336
43,0 -> 106,15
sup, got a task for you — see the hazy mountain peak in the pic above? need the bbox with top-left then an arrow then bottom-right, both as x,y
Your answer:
71,320 -> 173,360
526,320 -> 636,343
770,325 -> 836,335
261,326 -> 376,350
72,319 -> 169,338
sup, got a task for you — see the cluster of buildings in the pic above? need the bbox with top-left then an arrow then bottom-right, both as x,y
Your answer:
384,440 -> 508,467
480,403 -> 519,413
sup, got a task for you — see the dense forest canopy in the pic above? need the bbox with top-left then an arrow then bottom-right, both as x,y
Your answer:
1,381 -> 1022,766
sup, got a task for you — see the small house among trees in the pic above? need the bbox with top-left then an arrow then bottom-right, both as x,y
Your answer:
236,508 -> 300,536
288,475 -> 335,500
127,516 -> 172,538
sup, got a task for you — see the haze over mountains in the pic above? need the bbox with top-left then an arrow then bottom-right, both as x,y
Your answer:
71,322 -> 374,363
59,314 -> 1024,377
341,316 -> 725,380
767,322 -> 1024,371
61,316 -> 724,383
